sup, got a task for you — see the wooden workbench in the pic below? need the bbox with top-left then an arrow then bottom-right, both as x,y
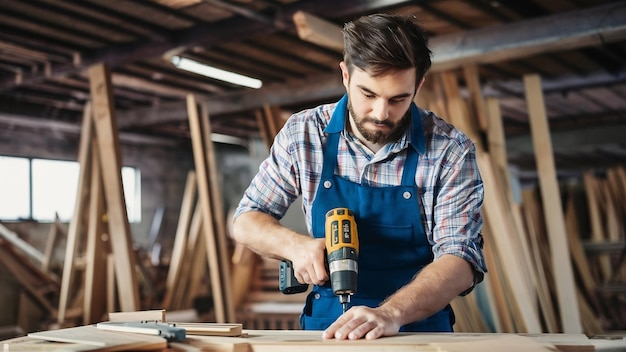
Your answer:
1,328 -> 601,351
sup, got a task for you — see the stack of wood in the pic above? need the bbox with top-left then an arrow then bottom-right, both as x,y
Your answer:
415,67 -> 626,335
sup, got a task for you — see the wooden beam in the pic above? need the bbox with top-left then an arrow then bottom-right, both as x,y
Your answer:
187,94 -> 235,322
114,3 -> 626,129
523,73 -> 581,333
463,64 -> 488,132
162,171 -> 197,310
41,213 -> 63,273
89,63 -> 140,312
0,224 -> 45,265
293,11 -> 344,52
0,0 -> 402,90
57,102 -> 93,324
83,141 -> 108,325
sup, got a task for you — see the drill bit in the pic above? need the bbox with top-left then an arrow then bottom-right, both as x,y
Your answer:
340,294 -> 350,313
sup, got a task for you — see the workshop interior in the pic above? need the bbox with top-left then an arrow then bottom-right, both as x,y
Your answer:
0,0 -> 625,350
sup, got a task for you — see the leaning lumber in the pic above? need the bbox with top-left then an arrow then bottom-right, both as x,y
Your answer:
523,74 -> 581,333
58,102 -> 93,324
187,94 -> 235,322
89,63 -> 140,312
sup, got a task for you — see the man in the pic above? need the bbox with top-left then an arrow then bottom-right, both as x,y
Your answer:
231,13 -> 486,340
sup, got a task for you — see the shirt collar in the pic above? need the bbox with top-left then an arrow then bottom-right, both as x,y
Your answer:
325,94 -> 426,155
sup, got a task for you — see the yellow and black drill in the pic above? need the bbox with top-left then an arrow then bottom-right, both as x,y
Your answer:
325,207 -> 359,312
279,207 -> 359,313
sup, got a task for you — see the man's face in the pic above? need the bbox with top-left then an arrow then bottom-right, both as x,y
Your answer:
340,62 -> 418,147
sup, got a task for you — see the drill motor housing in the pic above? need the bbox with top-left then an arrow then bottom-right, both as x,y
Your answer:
325,208 -> 359,304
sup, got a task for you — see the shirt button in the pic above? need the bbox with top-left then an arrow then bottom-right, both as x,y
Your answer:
314,293 -> 321,299
403,191 -> 412,199
323,180 -> 332,189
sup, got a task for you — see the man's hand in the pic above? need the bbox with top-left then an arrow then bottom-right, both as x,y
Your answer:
291,237 -> 327,285
322,306 -> 401,340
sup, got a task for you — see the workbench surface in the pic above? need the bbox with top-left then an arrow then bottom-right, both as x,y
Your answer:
3,327 -> 615,351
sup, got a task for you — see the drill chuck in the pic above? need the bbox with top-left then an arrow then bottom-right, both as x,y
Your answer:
328,248 -> 358,295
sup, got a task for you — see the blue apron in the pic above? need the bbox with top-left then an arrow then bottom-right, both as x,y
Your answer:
300,94 -> 454,332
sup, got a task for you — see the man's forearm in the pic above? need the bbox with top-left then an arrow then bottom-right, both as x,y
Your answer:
231,210 -> 303,260
232,210 -> 328,285
380,254 -> 474,326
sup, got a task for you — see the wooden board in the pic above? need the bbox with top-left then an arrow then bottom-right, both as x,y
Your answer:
2,336 -> 97,352
27,325 -> 166,351
83,142 -> 108,325
163,171 -> 197,310
174,323 -> 242,337
184,330 -> 593,352
524,74 -> 581,333
89,63 -> 140,312
292,11 -> 343,52
187,94 -> 234,322
58,102 -> 94,324
4,329 -> 596,352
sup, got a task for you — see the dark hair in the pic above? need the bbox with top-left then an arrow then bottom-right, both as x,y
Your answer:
343,14 -> 432,86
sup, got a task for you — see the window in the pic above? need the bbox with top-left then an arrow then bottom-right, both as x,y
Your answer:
0,156 -> 31,220
0,156 -> 141,223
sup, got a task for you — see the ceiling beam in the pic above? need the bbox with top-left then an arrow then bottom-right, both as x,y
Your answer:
430,2 -> 626,71
293,11 -> 344,52
0,0 -> 412,90
118,73 -> 344,128
117,2 -> 626,128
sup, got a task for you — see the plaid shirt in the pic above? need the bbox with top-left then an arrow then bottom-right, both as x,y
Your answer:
235,99 -> 487,277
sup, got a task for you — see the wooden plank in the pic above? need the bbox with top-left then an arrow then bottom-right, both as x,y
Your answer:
27,325 -> 166,350
439,71 -> 481,147
172,323 -> 242,337
171,203 -> 202,310
1,336 -> 97,352
106,254 -> 116,314
440,71 -> 545,331
89,63 -> 139,312
523,73 -> 581,333
58,102 -> 93,323
582,173 -> 613,280
418,77 -> 448,118
108,309 -> 165,322
183,330 -> 591,352
83,141 -> 108,325
163,171 -> 197,310
0,224 -> 46,266
183,211 -> 208,310
485,97 -> 508,190
41,213 -> 60,273
521,189 -> 559,333
200,101 -> 235,322
565,195 -> 604,336
292,11 -> 343,52
481,238 -> 506,333
463,64 -> 488,132
476,152 -> 543,333
187,94 -> 234,322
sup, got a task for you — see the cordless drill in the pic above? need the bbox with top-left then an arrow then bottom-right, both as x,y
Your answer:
279,207 -> 359,313
325,207 -> 359,313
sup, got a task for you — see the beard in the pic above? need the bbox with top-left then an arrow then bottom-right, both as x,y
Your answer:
347,98 -> 411,145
